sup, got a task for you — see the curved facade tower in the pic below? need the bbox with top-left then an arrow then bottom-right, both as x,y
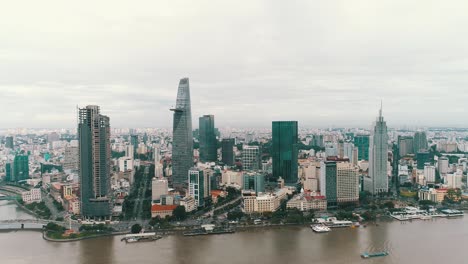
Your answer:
171,78 -> 193,188
368,106 -> 388,195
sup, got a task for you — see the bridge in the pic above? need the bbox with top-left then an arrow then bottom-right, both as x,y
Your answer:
0,219 -> 71,231
0,194 -> 20,201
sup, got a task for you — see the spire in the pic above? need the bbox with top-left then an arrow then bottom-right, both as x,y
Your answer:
379,100 -> 383,117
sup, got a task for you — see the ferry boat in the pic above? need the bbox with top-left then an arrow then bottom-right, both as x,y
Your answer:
310,224 -> 331,233
441,209 -> 464,217
361,251 -> 389,259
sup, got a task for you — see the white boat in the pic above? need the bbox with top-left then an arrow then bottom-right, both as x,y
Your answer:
126,238 -> 138,243
311,224 -> 331,233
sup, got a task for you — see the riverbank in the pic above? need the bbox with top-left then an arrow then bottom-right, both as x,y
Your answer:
42,231 -> 129,243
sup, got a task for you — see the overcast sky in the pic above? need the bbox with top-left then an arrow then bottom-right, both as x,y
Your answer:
1,0 -> 467,129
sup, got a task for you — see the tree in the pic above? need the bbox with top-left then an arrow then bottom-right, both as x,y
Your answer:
383,201 -> 395,209
131,224 -> 142,234
173,206 -> 187,221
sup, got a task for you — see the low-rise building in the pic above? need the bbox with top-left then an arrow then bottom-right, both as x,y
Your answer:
418,188 -> 448,203
151,204 -> 177,218
180,196 -> 197,213
286,193 -> 327,211
242,188 -> 288,213
21,188 -> 42,204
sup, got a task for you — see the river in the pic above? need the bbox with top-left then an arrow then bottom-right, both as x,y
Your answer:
0,201 -> 467,264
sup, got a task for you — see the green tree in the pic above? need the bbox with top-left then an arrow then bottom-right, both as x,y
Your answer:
173,206 -> 187,221
131,224 -> 142,234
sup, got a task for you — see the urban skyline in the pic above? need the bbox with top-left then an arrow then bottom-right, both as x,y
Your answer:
2,1 -> 468,129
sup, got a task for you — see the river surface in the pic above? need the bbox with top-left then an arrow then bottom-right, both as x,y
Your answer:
0,201 -> 467,264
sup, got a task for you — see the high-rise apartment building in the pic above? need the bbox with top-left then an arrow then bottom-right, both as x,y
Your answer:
171,78 -> 194,188
272,121 -> 298,184
78,105 -> 111,219
242,145 -> 261,171
199,115 -> 217,162
221,138 -> 235,166
368,106 -> 388,195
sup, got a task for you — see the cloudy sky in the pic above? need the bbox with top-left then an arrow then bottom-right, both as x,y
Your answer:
1,0 -> 468,129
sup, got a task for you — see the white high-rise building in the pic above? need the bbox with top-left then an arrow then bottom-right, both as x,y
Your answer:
446,173 -> 462,189
118,157 -> 134,172
367,105 -> 388,195
438,156 -> 449,175
424,164 -> 436,183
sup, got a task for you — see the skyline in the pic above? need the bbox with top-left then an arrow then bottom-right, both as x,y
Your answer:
2,1 -> 468,128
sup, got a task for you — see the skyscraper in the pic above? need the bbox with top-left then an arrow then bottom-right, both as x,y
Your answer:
354,135 -> 370,161
199,115 -> 217,162
188,167 -> 211,207
368,106 -> 388,195
5,136 -> 14,149
221,138 -> 235,166
272,121 -> 298,184
242,145 -> 261,170
414,131 -> 428,153
78,105 -> 111,219
398,136 -> 414,157
336,162 -> 359,204
320,161 -> 337,207
171,78 -> 193,188
6,155 -> 29,182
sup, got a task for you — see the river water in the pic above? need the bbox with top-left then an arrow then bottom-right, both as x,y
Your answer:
0,200 -> 467,264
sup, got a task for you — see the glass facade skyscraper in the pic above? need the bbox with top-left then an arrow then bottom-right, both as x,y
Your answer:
199,115 -> 217,162
78,105 -> 111,219
171,78 -> 193,188
221,138 -> 235,166
354,135 -> 370,161
368,107 -> 388,195
272,121 -> 298,184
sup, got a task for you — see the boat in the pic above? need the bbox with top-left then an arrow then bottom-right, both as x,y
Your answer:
361,252 -> 389,259
183,225 -> 235,236
121,232 -> 163,243
310,224 -> 330,233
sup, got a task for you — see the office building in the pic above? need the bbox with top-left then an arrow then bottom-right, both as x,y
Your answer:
417,151 -> 432,170
368,106 -> 388,195
188,168 -> 211,207
354,135 -> 369,161
171,78 -> 194,188
221,138 -> 235,166
414,131 -> 428,153
5,136 -> 14,149
320,161 -> 337,206
242,145 -> 261,171
199,115 -> 217,162
152,177 -> 168,202
78,105 -> 111,219
242,189 -> 288,213
336,163 -> 359,204
398,136 -> 414,157
7,155 -> 29,182
272,121 -> 298,184
242,172 -> 265,194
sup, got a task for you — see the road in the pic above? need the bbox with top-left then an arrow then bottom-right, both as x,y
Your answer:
203,196 -> 242,217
